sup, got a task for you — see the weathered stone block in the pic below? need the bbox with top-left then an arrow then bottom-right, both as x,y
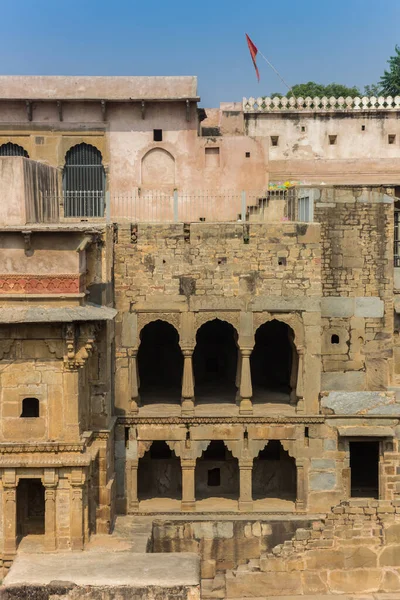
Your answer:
309,472 -> 336,491
379,545 -> 400,566
354,297 -> 384,318
225,570 -> 302,597
328,568 -> 382,593
310,459 -> 336,470
343,546 -> 377,568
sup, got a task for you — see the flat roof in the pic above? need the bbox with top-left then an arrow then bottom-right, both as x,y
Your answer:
0,75 -> 199,102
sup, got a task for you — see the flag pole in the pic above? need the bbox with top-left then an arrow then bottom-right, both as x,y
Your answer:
257,49 -> 292,92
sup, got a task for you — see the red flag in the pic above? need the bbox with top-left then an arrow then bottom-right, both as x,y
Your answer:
246,34 -> 260,82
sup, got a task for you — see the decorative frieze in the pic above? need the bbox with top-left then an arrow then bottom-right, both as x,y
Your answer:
0,274 -> 84,294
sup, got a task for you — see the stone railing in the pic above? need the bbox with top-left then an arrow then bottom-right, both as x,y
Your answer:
243,95 -> 400,112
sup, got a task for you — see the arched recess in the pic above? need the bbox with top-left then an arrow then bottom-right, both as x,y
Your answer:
137,320 -> 183,404
141,148 -> 175,186
252,440 -> 297,500
63,143 -> 105,217
138,441 -> 182,501
195,440 -> 239,500
0,142 -> 29,158
251,319 -> 297,404
193,318 -> 238,403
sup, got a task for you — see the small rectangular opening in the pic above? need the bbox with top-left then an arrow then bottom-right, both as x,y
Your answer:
301,126 -> 306,133
245,151 -> 251,158
125,427 -> 130,448
270,135 -> 279,147
329,135 -> 337,145
153,129 -> 162,142
208,468 -> 221,487
361,125 -> 366,131
350,441 -> 379,498
389,134 -> 396,145
205,147 -> 220,167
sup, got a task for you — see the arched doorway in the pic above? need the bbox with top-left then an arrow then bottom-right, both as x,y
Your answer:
0,142 -> 29,157
252,441 -> 297,502
138,441 -> 182,505
251,320 -> 296,404
63,143 -> 105,217
137,320 -> 183,405
195,441 -> 239,505
193,319 -> 238,404
17,479 -> 45,539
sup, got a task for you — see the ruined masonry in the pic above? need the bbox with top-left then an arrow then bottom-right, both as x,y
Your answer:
0,76 -> 399,598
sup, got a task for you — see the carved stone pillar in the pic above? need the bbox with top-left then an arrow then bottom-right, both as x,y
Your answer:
295,459 -> 306,511
44,486 -> 57,550
296,346 -> 305,413
43,468 -> 58,550
3,470 -> 17,554
239,348 -> 253,415
239,459 -> 253,512
181,459 -> 196,512
181,348 -> 195,416
70,475 -> 85,550
127,459 -> 139,512
129,349 -> 140,413
235,347 -> 242,396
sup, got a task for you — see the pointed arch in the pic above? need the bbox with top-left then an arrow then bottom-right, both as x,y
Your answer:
0,142 -> 29,158
252,440 -> 297,500
141,148 -> 175,186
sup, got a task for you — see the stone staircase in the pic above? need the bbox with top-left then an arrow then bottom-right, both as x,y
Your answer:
201,499 -> 400,598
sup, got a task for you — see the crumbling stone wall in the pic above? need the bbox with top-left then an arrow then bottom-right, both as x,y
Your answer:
213,499 -> 400,598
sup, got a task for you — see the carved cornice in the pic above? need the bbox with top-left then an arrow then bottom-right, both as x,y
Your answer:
0,274 -> 85,294
119,416 -> 324,425
0,443 -> 86,454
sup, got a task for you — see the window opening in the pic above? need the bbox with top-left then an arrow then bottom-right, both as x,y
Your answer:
270,136 -> 279,147
21,397 -> 39,418
329,135 -> 337,145
331,334 -> 340,344
153,129 -> 163,142
0,142 -> 29,157
350,441 -> 379,498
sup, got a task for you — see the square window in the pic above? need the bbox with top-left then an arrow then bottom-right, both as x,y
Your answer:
389,134 -> 396,144
153,129 -> 162,142
329,135 -> 337,145
270,135 -> 279,147
301,126 -> 306,132
245,151 -> 250,158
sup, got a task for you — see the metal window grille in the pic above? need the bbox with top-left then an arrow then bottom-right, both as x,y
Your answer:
63,143 -> 105,217
0,142 -> 29,157
395,211 -> 400,267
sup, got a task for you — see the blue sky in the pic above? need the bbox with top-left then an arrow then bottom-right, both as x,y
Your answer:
0,0 -> 398,106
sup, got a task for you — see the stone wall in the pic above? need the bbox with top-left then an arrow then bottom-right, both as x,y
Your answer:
221,499 -> 400,597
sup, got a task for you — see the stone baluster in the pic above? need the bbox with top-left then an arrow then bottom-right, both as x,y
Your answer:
296,346 -> 305,412
239,459 -> 253,512
128,459 -> 139,512
129,349 -> 140,413
239,348 -> 253,415
181,459 -> 196,512
181,348 -> 195,416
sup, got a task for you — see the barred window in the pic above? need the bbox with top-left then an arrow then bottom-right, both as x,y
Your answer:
63,143 -> 105,217
0,142 -> 29,157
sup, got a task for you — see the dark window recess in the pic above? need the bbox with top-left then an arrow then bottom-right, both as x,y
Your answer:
331,334 -> 340,344
270,136 -> 279,147
208,468 -> 221,486
150,440 -> 172,459
301,126 -> 306,132
245,152 -> 251,158
153,129 -> 163,142
278,257 -> 286,266
125,427 -> 130,448
350,441 -> 379,498
389,134 -> 396,144
329,135 -> 337,145
361,125 -> 366,131
21,398 -> 39,418
35,137 -> 44,145
258,440 -> 281,460
63,143 -> 105,218
0,142 -> 29,157
203,440 -> 226,460
305,426 -> 309,438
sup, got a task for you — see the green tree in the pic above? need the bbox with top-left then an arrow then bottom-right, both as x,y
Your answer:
380,45 -> 400,95
363,83 -> 382,97
271,81 -> 360,98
